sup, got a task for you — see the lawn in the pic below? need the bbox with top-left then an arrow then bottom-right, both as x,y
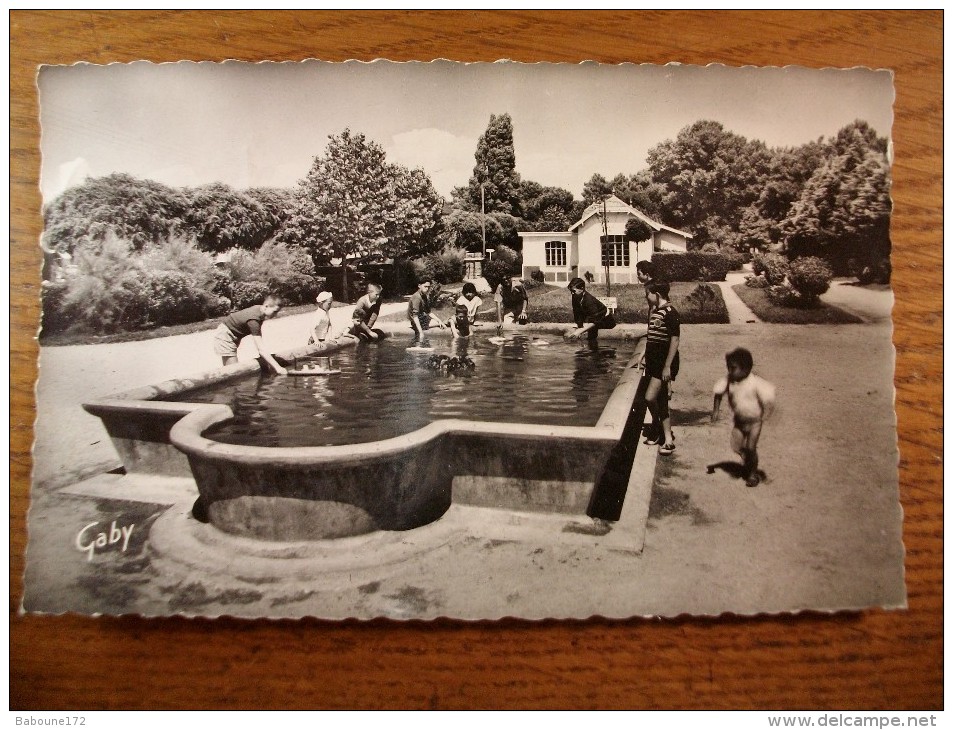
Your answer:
516,282 -> 730,324
732,284 -> 863,324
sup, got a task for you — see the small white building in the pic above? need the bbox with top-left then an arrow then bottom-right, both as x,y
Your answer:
519,195 -> 692,285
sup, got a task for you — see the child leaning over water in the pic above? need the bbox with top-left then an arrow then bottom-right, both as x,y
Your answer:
447,282 -> 482,338
711,347 -> 776,487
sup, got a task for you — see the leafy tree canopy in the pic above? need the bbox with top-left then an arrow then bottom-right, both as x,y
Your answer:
646,120 -> 773,246
42,173 -> 189,255
243,186 -> 296,243
624,217 -> 653,243
780,124 -> 890,266
281,129 -> 445,264
183,183 -> 272,252
519,180 -> 575,223
534,205 -> 572,232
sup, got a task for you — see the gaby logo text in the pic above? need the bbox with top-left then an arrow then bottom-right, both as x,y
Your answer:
75,521 -> 134,562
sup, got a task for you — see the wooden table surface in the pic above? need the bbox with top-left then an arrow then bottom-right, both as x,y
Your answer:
10,11 -> 942,710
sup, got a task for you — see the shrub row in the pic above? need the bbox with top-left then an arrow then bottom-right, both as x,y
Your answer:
652,252 -> 731,282
750,253 -> 834,308
411,247 -> 468,286
41,234 -> 320,336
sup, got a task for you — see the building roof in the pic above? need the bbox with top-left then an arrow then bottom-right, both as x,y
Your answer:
568,195 -> 692,238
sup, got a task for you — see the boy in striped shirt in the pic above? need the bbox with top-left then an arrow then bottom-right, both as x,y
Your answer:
638,281 -> 680,454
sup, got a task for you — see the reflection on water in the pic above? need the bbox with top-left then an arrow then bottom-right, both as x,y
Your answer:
170,335 -> 635,447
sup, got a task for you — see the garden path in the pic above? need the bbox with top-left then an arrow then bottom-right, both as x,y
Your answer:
819,279 -> 894,323
716,270 -> 761,324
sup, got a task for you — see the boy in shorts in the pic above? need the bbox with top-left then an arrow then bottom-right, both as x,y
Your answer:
213,295 -> 287,375
494,273 -> 529,334
408,277 -> 446,343
348,282 -> 385,341
711,347 -> 776,487
637,281 -> 680,454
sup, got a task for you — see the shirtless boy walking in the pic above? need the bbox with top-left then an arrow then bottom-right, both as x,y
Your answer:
711,347 -> 776,487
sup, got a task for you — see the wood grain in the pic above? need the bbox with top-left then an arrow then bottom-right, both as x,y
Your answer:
10,11 -> 942,710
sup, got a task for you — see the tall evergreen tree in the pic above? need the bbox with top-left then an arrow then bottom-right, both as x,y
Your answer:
466,113 -> 522,215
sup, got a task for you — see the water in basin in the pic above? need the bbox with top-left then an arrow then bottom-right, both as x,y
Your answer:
167,334 -> 637,447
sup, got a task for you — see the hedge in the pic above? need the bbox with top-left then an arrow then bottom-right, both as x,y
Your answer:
651,252 -> 731,282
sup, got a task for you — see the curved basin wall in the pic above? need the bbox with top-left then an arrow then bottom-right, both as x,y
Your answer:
85,338 -> 644,542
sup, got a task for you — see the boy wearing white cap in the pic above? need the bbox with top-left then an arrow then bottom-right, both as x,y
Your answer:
308,291 -> 335,345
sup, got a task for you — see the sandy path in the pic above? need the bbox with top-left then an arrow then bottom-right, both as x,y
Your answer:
820,279 -> 894,323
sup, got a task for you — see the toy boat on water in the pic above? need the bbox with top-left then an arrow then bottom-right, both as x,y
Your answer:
286,356 -> 341,375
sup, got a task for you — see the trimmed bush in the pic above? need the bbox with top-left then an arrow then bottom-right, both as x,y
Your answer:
482,259 -> 514,292
652,252 -> 730,282
744,274 -> 769,289
229,280 -> 272,310
530,269 -> 545,284
753,252 -> 791,286
40,280 -> 71,335
850,255 -> 892,285
787,256 -> 833,302
724,251 -> 747,271
765,283 -> 803,308
493,244 -> 522,269
418,247 -> 467,285
147,270 -> 230,326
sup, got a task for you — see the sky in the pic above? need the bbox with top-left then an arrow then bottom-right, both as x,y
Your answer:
38,60 -> 895,205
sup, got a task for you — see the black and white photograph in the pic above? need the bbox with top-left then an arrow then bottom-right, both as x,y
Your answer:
25,59 -> 902,620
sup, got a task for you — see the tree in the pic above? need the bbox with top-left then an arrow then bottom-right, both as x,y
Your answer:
183,183 -> 272,252
42,173 -> 189,255
624,217 -> 653,243
519,180 -> 575,223
466,113 -> 522,215
243,186 -> 295,245
487,211 -> 529,251
281,129 -> 445,282
580,174 -> 615,293
379,167 -> 446,259
440,209 -> 500,251
618,171 -> 666,221
581,173 -> 613,207
736,204 -> 774,252
780,121 -> 891,272
534,205 -> 571,232
742,140 -> 827,247
646,120 -> 772,246
624,217 -> 654,267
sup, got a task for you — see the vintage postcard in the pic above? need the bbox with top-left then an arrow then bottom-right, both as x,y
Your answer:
25,60 -> 902,620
